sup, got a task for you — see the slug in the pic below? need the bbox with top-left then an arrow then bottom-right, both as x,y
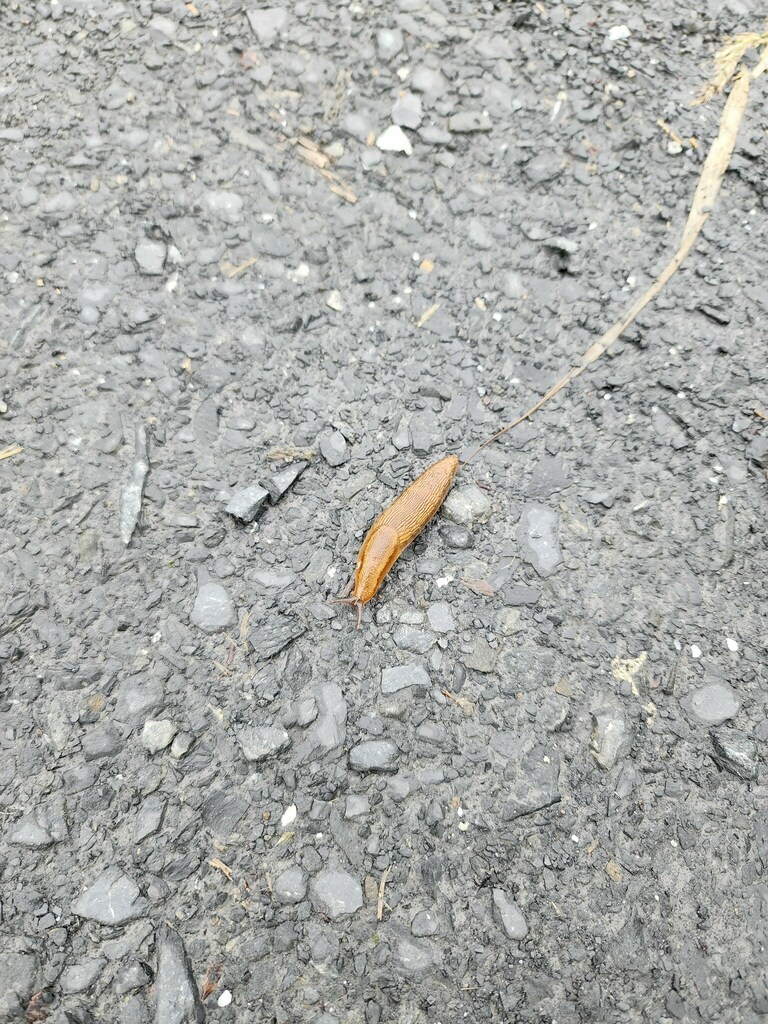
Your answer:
332,454 -> 460,626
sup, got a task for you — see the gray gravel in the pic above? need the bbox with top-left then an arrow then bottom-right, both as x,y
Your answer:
1,0 -> 766,1021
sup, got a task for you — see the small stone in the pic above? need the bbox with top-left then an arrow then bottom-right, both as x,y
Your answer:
747,435 -> 768,468
492,889 -> 528,940
394,935 -> 435,972
590,707 -> 632,770
261,462 -> 306,504
246,8 -> 287,45
710,727 -> 758,781
218,991 -> 232,1007
281,804 -> 297,828
225,484 -> 269,523
349,739 -> 400,772
311,869 -> 363,918
376,125 -> 413,156
516,504 -> 562,577
393,625 -> 435,655
498,608 -> 522,635
726,637 -> 739,653
448,111 -> 493,133
237,725 -> 291,763
60,958 -> 106,995
381,663 -> 430,693
319,430 -> 349,467
0,951 -> 37,1015
524,155 -> 562,184
155,926 -> 205,1023
443,485 -> 491,526
8,814 -> 53,848
295,697 -> 318,726
204,190 -> 244,223
273,866 -> 307,905
686,683 -> 740,725
171,732 -> 194,758
427,602 -> 454,633
134,239 -> 166,276
18,186 -> 39,208
411,910 -> 439,937
141,719 -> 177,754
392,92 -> 423,129
376,28 -> 403,60
607,24 -> 631,41
249,614 -> 306,660
411,66 -> 447,94
326,289 -> 344,311
440,524 -> 473,549
72,867 -> 146,925
345,795 -> 369,818
81,724 -> 124,762
464,637 -> 497,674
191,579 -> 236,633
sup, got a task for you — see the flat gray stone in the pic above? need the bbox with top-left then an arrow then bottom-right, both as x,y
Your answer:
273,865 -> 307,905
311,869 -> 363,919
376,27 -> 403,59
249,614 -> 306,660
427,602 -> 454,633
590,707 -> 632,770
686,683 -> 740,725
448,111 -> 493,133
246,7 -> 287,45
392,92 -> 423,129
203,189 -> 243,223
225,485 -> 269,523
0,951 -> 37,1017
238,725 -> 291,762
261,462 -> 307,503
393,625 -> 435,655
72,867 -> 147,925
155,926 -> 205,1023
492,889 -> 529,940
345,795 -> 369,817
319,430 -> 349,467
411,909 -> 439,937
381,663 -> 430,694
8,812 -> 53,847
191,580 -> 236,634
349,739 -> 400,772
516,504 -> 562,577
135,239 -> 166,275
60,957 -> 107,995
141,720 -> 177,754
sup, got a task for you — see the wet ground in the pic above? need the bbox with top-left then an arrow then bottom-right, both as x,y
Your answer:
1,1 -> 767,1021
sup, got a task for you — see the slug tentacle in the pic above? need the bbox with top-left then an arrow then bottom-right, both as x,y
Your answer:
333,454 -> 460,624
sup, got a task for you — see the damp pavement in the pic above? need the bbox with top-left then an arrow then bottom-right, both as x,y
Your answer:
1,1 -> 767,1022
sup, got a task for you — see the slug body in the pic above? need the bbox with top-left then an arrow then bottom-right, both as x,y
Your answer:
334,454 -> 460,625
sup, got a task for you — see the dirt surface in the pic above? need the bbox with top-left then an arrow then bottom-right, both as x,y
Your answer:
1,1 -> 767,1022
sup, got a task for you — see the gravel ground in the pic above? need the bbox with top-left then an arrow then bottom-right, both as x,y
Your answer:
1,1 -> 767,1022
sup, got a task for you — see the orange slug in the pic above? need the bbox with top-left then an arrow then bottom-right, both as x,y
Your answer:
332,454 -> 460,626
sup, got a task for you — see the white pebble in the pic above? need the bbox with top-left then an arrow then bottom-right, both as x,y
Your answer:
726,637 -> 738,652
281,804 -> 297,828
375,124 -> 413,155
690,644 -> 702,659
217,990 -> 232,1007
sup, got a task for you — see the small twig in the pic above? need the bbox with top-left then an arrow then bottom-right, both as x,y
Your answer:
465,68 -> 753,463
377,864 -> 391,922
0,444 -> 23,460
